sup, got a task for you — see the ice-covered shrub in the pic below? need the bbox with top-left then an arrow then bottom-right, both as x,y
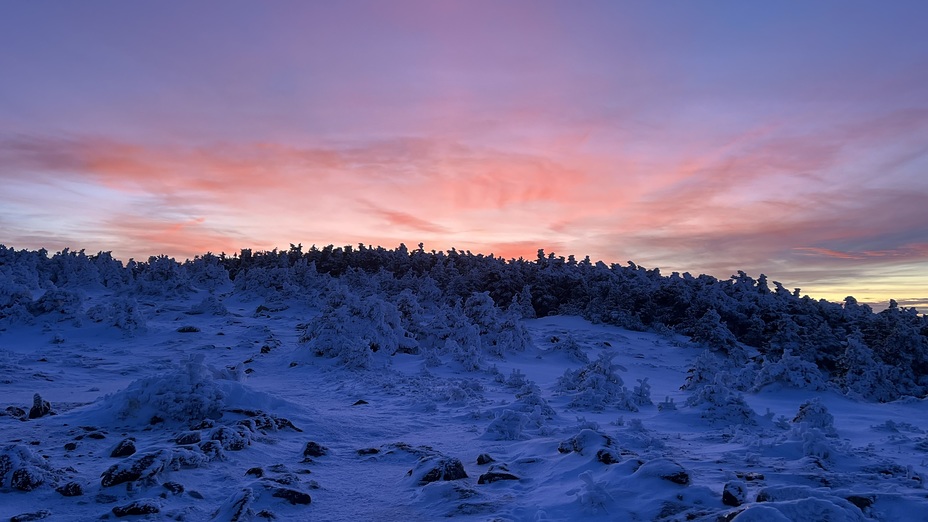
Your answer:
842,336 -> 899,402
463,291 -> 531,356
86,296 -> 146,331
549,334 -> 590,363
683,349 -> 754,392
447,325 -> 483,371
801,427 -> 834,460
792,398 -> 837,437
505,368 -> 528,389
102,355 -> 226,425
753,350 -> 827,392
681,350 -> 722,390
632,378 -> 653,407
685,373 -> 758,425
132,255 -> 192,296
187,295 -> 229,316
29,288 -> 84,318
0,278 -> 33,327
302,284 -> 413,369
484,409 -> 528,440
657,396 -> 677,412
557,352 -> 630,411
575,471 -> 614,515
394,289 -> 428,340
513,383 -> 557,418
184,253 -> 232,292
0,444 -> 53,491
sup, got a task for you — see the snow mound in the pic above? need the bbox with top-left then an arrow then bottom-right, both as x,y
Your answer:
83,355 -> 286,427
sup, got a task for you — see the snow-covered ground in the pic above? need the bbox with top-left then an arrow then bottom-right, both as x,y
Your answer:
2,287 -> 927,521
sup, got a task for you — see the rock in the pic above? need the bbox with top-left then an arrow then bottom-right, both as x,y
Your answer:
175,431 -> 202,445
414,457 -> 468,485
191,419 -> 215,430
5,406 -> 26,418
257,510 -> 276,519
163,481 -> 185,494
86,432 -> 106,440
737,471 -> 765,481
265,473 -> 301,486
352,400 -> 369,406
0,454 -> 10,482
271,488 -> 312,505
476,453 -> 495,465
303,442 -> 328,458
112,500 -> 160,517
215,488 -> 253,521
56,481 -> 84,497
723,480 -> 747,507
110,438 -> 136,458
596,448 -> 620,465
634,458 -> 690,485
10,511 -> 51,522
231,411 -> 302,433
846,495 -> 875,509
558,429 -> 617,457
357,448 -> 380,456
12,466 -> 45,491
28,393 -> 51,419
477,471 -> 520,484
198,439 -> 224,460
755,485 -> 822,503
63,442 -> 77,451
101,452 -> 163,487
246,467 -> 264,477
210,426 -> 251,451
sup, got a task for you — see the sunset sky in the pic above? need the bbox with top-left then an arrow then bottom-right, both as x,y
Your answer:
1,1 -> 927,309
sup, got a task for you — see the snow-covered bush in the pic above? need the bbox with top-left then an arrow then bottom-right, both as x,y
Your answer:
187,295 -> 229,316
792,398 -> 837,437
753,350 -> 827,392
0,444 -> 53,491
184,253 -> 232,292
132,255 -> 192,296
557,352 -> 631,411
685,374 -> 758,425
842,335 -> 899,402
505,368 -> 528,389
632,377 -> 653,407
29,288 -> 84,318
484,409 -> 529,440
548,334 -> 590,363
86,296 -> 146,331
513,382 -> 557,419
445,326 -> 483,371
463,291 -> 531,356
0,277 -> 34,327
102,355 -> 227,425
681,350 -> 722,390
575,470 -> 614,515
302,283 -> 416,368
687,308 -> 739,352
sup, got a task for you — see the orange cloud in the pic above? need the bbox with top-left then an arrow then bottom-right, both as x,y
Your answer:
97,214 -> 248,260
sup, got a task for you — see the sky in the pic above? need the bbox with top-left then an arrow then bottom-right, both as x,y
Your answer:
1,1 -> 927,310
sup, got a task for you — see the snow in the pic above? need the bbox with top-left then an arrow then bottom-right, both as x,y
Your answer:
0,248 -> 927,521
